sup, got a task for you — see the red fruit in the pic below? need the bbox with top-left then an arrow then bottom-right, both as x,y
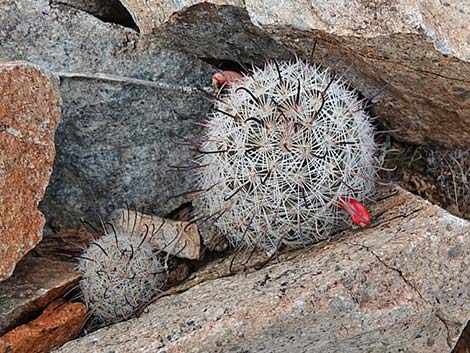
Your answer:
212,71 -> 244,87
338,198 -> 371,226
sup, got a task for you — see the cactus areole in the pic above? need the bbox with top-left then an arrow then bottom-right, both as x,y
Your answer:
196,60 -> 380,252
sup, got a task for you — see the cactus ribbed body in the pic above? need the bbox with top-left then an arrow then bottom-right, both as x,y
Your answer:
77,223 -> 165,325
196,60 -> 379,251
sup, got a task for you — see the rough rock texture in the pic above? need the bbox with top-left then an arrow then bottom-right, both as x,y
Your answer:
0,300 -> 86,353
120,0 -> 470,148
0,61 -> 61,281
50,0 -> 137,28
47,72 -> 211,227
0,0 -> 215,227
55,186 -> 470,353
120,0 -> 291,62
0,254 -> 80,336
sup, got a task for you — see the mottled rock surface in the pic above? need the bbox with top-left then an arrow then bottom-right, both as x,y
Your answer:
55,186 -> 470,353
120,0 -> 470,148
0,254 -> 80,336
51,0 -> 136,28
0,0 -> 215,227
0,300 -> 86,353
0,61 -> 61,281
47,72 -> 211,227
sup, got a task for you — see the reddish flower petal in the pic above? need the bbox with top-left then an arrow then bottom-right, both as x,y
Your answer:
338,198 -> 371,226
212,71 -> 243,87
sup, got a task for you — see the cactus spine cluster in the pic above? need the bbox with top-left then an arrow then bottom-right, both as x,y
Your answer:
195,60 -> 379,252
77,215 -> 166,326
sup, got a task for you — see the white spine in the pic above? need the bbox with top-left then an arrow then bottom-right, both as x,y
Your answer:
196,60 -> 379,251
78,220 -> 165,325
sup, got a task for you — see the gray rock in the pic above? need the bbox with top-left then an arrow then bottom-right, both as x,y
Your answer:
45,73 -> 211,226
0,0 -> 210,78
0,0 -> 215,227
119,0 -> 470,148
50,0 -> 136,28
54,186 -> 470,353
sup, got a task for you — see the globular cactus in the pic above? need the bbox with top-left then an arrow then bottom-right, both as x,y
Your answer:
194,59 -> 380,252
77,214 -> 166,326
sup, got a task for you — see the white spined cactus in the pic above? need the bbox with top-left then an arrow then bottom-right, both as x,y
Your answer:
77,215 -> 166,326
195,59 -> 380,252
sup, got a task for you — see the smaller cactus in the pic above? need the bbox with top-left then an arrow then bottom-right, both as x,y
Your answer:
77,213 -> 166,326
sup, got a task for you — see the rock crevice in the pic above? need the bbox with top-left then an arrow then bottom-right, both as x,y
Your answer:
366,245 -> 453,349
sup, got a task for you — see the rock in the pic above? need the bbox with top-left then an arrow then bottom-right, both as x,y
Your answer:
120,0 -> 291,62
31,226 -> 95,262
0,0 -> 207,77
54,186 -> 470,353
120,0 -> 470,148
0,300 -> 86,353
0,254 -> 81,336
45,71 -> 212,228
50,0 -> 137,28
0,0 -> 215,228
110,209 -> 201,260
0,61 -> 61,281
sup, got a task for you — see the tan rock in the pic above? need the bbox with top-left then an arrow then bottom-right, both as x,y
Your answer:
0,61 -> 61,281
0,254 -> 81,336
119,0 -> 470,148
54,186 -> 470,353
110,209 -> 201,260
0,300 -> 86,353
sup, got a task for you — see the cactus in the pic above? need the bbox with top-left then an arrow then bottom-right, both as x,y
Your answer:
194,59 -> 380,252
77,214 -> 166,326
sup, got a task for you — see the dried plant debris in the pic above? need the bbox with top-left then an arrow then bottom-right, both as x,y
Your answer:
430,148 -> 469,216
387,144 -> 470,219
